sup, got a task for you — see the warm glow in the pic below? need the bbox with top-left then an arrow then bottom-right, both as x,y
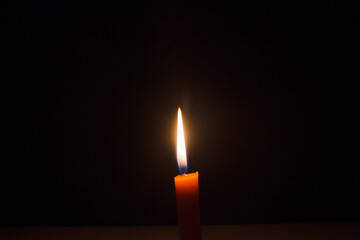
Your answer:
177,108 -> 187,174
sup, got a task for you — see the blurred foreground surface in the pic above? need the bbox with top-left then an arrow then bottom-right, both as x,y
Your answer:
1,222 -> 359,240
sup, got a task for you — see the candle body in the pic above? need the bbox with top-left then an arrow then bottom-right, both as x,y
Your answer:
174,172 -> 201,240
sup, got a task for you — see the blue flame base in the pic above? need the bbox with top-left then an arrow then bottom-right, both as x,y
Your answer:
178,165 -> 188,175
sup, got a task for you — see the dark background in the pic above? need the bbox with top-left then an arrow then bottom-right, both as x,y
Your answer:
2,1 -> 358,226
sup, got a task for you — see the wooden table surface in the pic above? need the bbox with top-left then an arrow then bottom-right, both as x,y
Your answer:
1,222 -> 359,240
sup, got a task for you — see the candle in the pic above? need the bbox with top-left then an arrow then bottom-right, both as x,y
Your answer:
174,108 -> 202,240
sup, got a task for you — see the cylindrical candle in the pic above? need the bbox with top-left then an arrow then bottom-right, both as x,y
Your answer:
175,108 -> 201,240
174,172 -> 201,240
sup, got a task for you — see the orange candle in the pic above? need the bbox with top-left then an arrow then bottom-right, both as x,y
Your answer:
174,108 -> 202,240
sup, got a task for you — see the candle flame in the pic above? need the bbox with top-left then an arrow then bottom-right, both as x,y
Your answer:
177,107 -> 187,174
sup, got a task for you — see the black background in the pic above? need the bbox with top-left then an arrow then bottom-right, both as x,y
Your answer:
2,1 -> 358,226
